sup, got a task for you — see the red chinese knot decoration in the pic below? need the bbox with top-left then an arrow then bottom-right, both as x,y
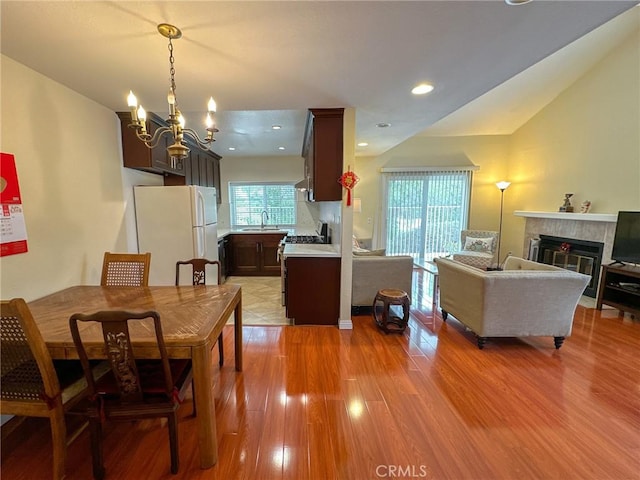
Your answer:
338,167 -> 359,206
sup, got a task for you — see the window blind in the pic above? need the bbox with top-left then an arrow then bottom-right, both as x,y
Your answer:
229,182 -> 296,226
382,168 -> 473,261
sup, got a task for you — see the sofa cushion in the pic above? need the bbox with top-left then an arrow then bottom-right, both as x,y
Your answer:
463,236 -> 493,252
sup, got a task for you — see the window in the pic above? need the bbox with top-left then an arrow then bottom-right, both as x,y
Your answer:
229,182 -> 296,227
381,168 -> 474,261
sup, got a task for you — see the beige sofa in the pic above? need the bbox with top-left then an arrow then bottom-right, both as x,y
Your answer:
435,256 -> 590,349
351,255 -> 414,307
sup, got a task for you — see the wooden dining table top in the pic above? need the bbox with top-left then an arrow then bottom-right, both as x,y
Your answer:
28,284 -> 242,357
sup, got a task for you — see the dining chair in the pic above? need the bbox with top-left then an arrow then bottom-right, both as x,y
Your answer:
0,298 -> 102,480
175,258 -> 224,367
100,252 -> 151,286
68,310 -> 193,480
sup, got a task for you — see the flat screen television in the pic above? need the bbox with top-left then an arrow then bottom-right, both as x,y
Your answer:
611,211 -> 640,264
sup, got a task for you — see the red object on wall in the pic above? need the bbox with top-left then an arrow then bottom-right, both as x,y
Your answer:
338,167 -> 359,206
1,153 -> 29,256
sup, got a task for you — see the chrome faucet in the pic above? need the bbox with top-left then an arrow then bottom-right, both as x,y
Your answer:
260,210 -> 269,229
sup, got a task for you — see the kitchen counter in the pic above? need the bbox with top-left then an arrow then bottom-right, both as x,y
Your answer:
283,244 -> 341,258
218,227 -> 319,239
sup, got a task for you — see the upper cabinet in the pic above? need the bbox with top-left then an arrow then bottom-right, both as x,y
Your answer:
302,108 -> 344,202
117,111 -> 185,176
117,111 -> 222,203
184,150 -> 222,204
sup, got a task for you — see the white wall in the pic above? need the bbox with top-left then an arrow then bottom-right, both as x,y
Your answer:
0,55 -> 161,301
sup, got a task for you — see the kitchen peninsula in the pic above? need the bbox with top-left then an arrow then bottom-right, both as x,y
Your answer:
283,243 -> 341,326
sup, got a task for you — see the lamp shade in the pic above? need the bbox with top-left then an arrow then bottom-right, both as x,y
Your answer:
496,181 -> 511,191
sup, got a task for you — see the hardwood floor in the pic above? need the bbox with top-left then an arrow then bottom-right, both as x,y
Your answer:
2,270 -> 639,479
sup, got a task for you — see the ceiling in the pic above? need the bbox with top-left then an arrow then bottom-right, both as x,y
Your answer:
1,1 -> 638,158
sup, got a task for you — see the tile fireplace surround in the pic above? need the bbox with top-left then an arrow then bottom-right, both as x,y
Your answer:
514,211 -> 617,264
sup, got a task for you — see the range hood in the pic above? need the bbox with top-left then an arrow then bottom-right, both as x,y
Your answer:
294,177 -> 310,191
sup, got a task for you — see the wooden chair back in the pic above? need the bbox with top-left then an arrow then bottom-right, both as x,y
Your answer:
175,258 -> 221,286
1,298 -> 86,480
68,309 -> 192,477
175,258 -> 224,367
100,252 -> 151,286
69,310 -> 174,402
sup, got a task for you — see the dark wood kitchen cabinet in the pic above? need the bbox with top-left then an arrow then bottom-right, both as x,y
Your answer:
117,111 -> 185,176
227,233 -> 285,276
183,150 -> 222,203
285,257 -> 341,325
302,108 -> 344,202
118,111 -> 222,202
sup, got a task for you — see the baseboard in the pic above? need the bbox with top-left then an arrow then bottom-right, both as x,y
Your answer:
338,318 -> 353,329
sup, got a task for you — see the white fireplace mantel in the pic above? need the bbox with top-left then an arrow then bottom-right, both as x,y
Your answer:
514,211 -> 617,223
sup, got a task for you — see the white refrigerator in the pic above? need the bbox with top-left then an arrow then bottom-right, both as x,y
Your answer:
134,185 -> 219,285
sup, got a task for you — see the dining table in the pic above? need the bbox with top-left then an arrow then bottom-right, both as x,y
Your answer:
27,284 -> 242,469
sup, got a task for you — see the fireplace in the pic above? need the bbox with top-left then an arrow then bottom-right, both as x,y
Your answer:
537,235 -> 604,297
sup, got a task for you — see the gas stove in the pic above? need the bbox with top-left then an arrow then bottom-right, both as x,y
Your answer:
284,235 -> 324,244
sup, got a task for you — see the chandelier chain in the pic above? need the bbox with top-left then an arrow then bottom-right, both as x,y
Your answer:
127,23 -> 216,162
168,38 -> 177,102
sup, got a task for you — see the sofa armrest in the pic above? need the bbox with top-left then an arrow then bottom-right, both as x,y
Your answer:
436,257 -> 487,331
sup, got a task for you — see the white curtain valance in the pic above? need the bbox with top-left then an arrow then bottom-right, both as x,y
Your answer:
380,165 -> 479,173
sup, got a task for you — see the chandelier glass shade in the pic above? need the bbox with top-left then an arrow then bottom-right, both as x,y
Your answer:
126,23 -> 218,162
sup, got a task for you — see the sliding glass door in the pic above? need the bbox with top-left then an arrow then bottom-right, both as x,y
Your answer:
382,168 -> 473,262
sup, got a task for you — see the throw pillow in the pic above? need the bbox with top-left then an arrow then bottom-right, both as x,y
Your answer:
463,236 -> 493,253
353,249 -> 386,256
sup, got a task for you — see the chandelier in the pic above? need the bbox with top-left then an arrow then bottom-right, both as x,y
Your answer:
126,23 -> 218,163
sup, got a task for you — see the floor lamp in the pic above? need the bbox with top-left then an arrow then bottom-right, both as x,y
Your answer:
495,181 -> 511,270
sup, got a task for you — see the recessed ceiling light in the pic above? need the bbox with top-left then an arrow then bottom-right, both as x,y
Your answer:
272,125 -> 282,130
505,0 -> 532,5
228,147 -> 236,151
357,142 -> 369,147
411,83 -> 434,95
376,122 -> 391,128
278,146 -> 285,150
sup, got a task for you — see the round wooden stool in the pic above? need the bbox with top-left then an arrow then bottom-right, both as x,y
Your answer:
372,289 -> 410,334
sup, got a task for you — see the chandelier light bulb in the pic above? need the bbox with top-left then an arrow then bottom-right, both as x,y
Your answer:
207,97 -> 217,113
205,113 -> 214,129
167,89 -> 176,105
127,91 -> 138,108
137,105 -> 146,122
178,113 -> 186,129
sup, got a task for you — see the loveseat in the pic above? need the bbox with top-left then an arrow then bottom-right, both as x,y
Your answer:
351,255 -> 414,308
435,255 -> 590,349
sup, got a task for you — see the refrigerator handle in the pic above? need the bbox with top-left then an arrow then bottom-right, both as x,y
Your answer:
195,227 -> 206,258
195,189 -> 206,227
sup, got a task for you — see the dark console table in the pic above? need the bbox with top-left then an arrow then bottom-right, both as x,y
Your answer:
596,264 -> 640,318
